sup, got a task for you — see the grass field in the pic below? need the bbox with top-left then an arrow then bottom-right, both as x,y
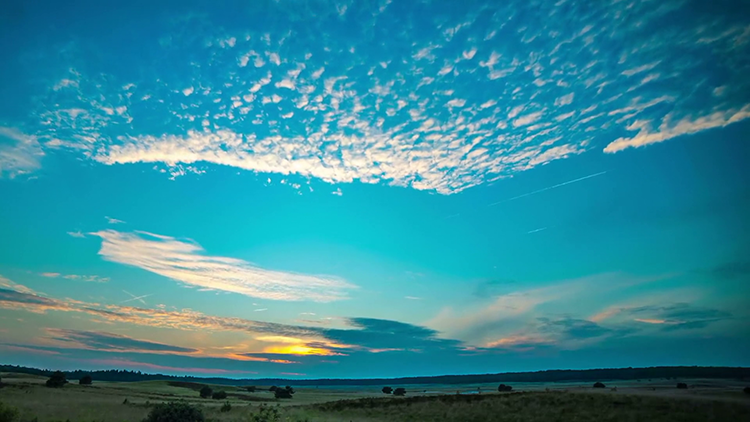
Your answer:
1,373 -> 748,421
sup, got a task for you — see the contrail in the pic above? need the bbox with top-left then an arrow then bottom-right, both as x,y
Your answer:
488,171 -> 608,207
526,227 -> 548,234
121,290 -> 152,305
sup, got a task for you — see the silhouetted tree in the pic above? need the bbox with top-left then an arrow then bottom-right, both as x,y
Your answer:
676,383 -> 688,389
246,386 -> 256,392
382,386 -> 393,394
79,375 -> 92,385
593,382 -> 606,388
143,401 -> 204,422
497,384 -> 513,392
212,390 -> 228,400
274,386 -> 295,399
199,386 -> 213,398
393,387 -> 406,396
45,371 -> 68,388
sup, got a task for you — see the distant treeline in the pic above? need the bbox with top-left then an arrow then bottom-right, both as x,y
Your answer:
1,365 -> 747,386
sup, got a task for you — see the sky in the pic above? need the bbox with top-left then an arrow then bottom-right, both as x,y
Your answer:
0,0 -> 749,379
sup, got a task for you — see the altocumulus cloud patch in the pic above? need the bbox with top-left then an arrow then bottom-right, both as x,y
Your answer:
11,0 -> 750,193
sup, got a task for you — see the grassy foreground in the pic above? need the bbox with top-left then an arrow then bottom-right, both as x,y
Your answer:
1,374 -> 748,421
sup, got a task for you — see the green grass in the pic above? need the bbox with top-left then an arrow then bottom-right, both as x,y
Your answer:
0,376 -> 748,421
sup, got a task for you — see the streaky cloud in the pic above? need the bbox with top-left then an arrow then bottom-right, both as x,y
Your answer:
91,229 -> 356,302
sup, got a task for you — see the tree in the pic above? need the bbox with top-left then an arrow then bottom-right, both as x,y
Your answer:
382,386 -> 393,394
497,384 -> 513,392
274,386 -> 295,399
79,375 -> 92,385
743,387 -> 750,395
676,383 -> 688,389
246,386 -> 256,392
212,390 -> 228,400
393,387 -> 406,396
593,382 -> 606,388
199,386 -> 213,398
45,371 -> 68,388
143,401 -> 204,422
269,385 -> 278,392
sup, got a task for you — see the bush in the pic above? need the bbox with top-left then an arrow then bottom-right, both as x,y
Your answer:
497,384 -> 513,392
593,382 -> 606,389
220,402 -> 232,412
0,401 -> 20,422
123,398 -> 129,405
274,386 -> 294,399
382,386 -> 393,394
212,391 -> 227,400
246,386 -> 256,392
79,375 -> 92,385
250,404 -> 280,422
676,383 -> 688,389
269,385 -> 278,392
199,386 -> 212,398
142,401 -> 204,422
393,387 -> 406,396
45,371 -> 68,388
744,386 -> 750,394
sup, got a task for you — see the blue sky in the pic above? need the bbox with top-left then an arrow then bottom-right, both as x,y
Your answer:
0,0 -> 748,378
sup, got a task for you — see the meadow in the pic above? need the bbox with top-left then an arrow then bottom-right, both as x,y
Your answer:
1,372 -> 748,422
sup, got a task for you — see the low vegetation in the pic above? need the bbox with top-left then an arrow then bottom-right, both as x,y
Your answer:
274,386 -> 295,399
593,382 -> 606,388
44,371 -> 68,388
143,401 -> 204,422
393,387 -> 406,396
498,384 -> 513,392
199,386 -> 212,398
381,386 -> 392,394
211,390 -> 227,400
312,391 -> 750,422
0,401 -> 20,422
744,386 -> 750,394
79,375 -> 93,385
677,382 -> 688,389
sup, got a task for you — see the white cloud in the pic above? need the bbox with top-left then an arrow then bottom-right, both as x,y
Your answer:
604,105 -> 750,153
554,93 -> 574,106
67,231 -> 86,238
105,216 -> 125,224
0,127 -> 44,178
90,230 -> 355,302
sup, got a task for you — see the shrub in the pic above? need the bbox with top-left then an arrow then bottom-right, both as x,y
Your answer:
199,386 -> 212,398
593,382 -> 606,389
250,404 -> 280,422
382,386 -> 393,394
45,371 -> 68,388
676,383 -> 688,389
269,385 -> 278,392
497,384 -> 513,392
79,375 -> 92,385
220,402 -> 232,412
274,386 -> 294,399
744,386 -> 750,394
142,401 -> 204,422
0,401 -> 20,422
247,386 -> 257,392
123,398 -> 129,405
212,391 -> 227,400
393,387 -> 406,396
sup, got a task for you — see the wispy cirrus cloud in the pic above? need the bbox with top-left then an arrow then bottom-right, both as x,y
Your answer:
0,127 -> 44,179
90,229 -> 355,302
46,328 -> 198,354
40,272 -> 109,283
16,0 -> 747,193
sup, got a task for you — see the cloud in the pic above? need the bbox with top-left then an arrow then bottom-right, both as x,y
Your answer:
105,216 -> 125,224
604,106 -> 750,153
46,329 -> 198,353
0,127 -> 44,178
40,273 -> 109,283
91,229 -> 355,302
67,231 -> 86,238
703,261 -> 750,280
593,303 -> 732,331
